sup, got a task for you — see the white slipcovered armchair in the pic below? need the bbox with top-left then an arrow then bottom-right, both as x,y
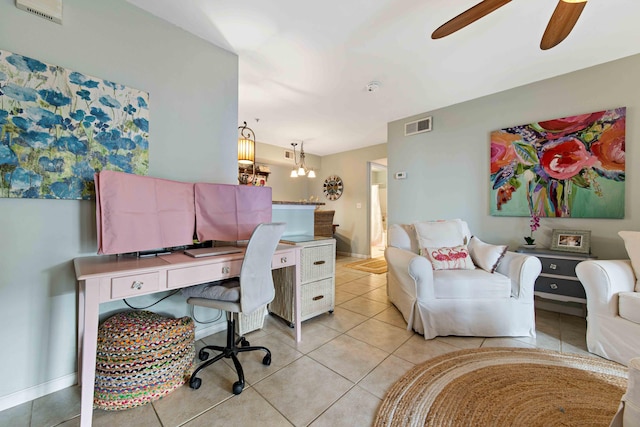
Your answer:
575,259 -> 640,366
385,220 -> 542,339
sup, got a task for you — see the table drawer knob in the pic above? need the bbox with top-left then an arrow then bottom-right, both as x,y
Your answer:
313,260 -> 326,265
550,283 -> 558,290
312,295 -> 325,301
549,263 -> 557,270
222,266 -> 230,274
131,280 -> 143,290
281,257 -> 287,264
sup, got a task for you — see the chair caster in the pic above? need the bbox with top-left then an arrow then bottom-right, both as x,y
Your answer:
240,337 -> 250,347
329,310 -> 334,314
198,349 -> 209,361
189,376 -> 202,390
262,354 -> 271,366
232,381 -> 244,395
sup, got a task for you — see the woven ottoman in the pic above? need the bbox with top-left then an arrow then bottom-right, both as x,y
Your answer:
94,310 -> 195,411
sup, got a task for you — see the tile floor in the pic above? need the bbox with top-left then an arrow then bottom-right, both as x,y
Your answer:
1,255 -> 595,427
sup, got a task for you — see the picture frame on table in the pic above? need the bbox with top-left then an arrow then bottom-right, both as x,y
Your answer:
550,229 -> 591,254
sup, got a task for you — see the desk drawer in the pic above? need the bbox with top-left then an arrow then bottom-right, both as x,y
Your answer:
535,276 -> 586,299
539,257 -> 580,277
301,278 -> 334,319
301,244 -> 334,283
167,260 -> 242,289
111,272 -> 160,299
273,252 -> 295,269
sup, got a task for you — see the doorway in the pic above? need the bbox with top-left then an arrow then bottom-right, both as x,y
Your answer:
369,160 -> 387,258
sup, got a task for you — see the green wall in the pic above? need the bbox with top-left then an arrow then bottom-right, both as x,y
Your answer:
388,54 -> 640,259
0,0 -> 238,407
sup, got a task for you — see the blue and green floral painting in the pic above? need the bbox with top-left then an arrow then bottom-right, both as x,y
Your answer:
0,49 -> 149,199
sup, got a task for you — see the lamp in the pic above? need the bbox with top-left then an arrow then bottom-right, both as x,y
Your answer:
238,121 -> 256,185
290,142 -> 316,178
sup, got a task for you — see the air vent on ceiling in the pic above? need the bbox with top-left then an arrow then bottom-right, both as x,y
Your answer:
284,149 -> 294,160
404,116 -> 432,136
16,0 -> 62,24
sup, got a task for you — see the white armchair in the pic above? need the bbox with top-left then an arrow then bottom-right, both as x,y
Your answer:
575,259 -> 640,366
385,221 -> 542,339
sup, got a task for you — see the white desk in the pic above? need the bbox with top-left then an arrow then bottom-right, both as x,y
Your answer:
74,244 -> 302,427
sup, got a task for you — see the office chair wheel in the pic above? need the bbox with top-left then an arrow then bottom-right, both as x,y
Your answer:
198,349 -> 209,361
240,337 -> 250,347
189,376 -> 202,390
262,354 -> 271,366
232,381 -> 244,395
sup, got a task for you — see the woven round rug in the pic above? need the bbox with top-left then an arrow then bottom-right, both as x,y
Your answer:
375,347 -> 627,427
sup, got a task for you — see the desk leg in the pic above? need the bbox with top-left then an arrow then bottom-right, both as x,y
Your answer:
294,248 -> 302,343
79,278 -> 100,427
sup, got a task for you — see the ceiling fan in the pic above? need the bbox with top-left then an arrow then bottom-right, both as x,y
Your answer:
431,0 -> 587,50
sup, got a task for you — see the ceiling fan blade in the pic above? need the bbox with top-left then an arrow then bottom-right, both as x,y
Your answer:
540,0 -> 587,50
431,0 -> 512,39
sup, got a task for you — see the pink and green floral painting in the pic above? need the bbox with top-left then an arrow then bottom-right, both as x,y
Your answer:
0,49 -> 149,200
490,108 -> 625,218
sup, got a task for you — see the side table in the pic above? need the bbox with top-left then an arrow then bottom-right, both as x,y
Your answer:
516,246 -> 597,316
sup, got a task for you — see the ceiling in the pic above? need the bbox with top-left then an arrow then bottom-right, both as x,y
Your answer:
127,0 -> 640,156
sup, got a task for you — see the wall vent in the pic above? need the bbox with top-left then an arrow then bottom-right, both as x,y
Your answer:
404,116 -> 432,136
284,149 -> 294,160
16,0 -> 62,24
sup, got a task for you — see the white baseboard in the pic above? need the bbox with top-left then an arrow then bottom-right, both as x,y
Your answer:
0,373 -> 77,412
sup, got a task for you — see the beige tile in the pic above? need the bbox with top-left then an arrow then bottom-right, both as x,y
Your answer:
339,296 -> 389,317
515,330 -> 561,352
393,335 -> 460,364
253,356 -> 352,427
221,334 -> 304,384
272,320 -> 343,354
0,401 -> 31,427
359,355 -> 415,399
373,306 -> 408,329
361,287 -> 390,303
152,360 -> 238,426
309,385 -> 381,427
335,270 -> 367,285
308,335 -> 389,383
31,385 -> 80,427
334,288 -> 358,305
435,336 -> 485,350
336,281 -> 376,296
482,337 -> 536,348
346,318 -> 413,353
352,274 -> 387,288
315,306 -> 368,333
182,388 -> 293,426
91,403 -> 161,427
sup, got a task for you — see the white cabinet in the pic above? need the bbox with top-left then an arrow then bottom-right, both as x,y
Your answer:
269,237 -> 336,326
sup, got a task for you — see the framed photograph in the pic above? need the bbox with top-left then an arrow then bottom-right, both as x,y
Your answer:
550,229 -> 591,254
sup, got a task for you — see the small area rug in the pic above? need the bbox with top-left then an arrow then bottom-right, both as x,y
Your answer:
374,347 -> 627,427
345,257 -> 387,274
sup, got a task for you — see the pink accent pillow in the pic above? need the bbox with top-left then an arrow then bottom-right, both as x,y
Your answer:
424,245 -> 476,270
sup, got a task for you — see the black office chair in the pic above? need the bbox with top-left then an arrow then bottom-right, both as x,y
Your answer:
185,222 -> 286,395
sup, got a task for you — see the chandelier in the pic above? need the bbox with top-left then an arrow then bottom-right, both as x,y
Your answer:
290,142 -> 316,178
237,121 -> 256,185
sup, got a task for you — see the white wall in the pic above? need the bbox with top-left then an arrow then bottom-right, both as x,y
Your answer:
0,0 -> 238,407
388,54 -> 640,259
